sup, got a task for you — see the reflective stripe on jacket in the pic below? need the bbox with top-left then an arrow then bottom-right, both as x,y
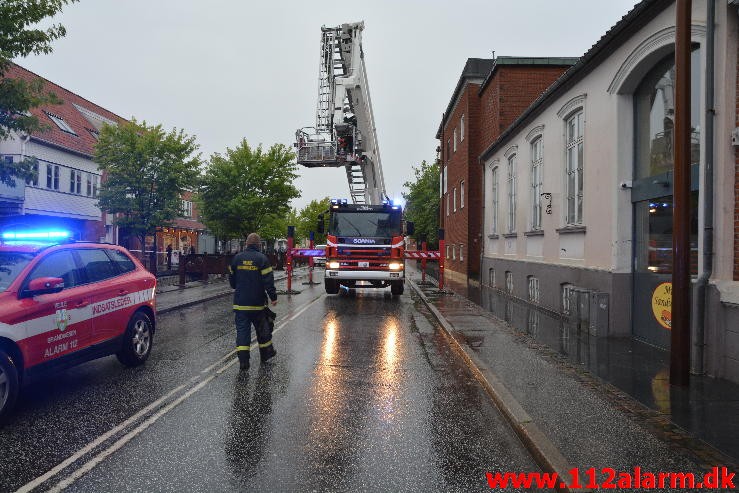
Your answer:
229,245 -> 277,310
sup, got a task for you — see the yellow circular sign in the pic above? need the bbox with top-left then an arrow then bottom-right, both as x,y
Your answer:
651,282 -> 672,330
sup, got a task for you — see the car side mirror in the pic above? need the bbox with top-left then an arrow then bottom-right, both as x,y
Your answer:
406,221 -> 415,236
25,277 -> 65,297
317,214 -> 325,234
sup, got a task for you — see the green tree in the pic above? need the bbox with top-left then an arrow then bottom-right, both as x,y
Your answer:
260,208 -> 298,246
0,0 -> 78,186
199,139 -> 300,241
94,119 -> 201,268
296,197 -> 330,245
402,159 -> 440,247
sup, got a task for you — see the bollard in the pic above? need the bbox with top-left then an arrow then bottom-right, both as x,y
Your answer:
421,240 -> 427,283
287,226 -> 294,293
309,231 -> 314,285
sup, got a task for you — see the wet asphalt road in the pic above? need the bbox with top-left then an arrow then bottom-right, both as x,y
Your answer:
1,274 -> 542,493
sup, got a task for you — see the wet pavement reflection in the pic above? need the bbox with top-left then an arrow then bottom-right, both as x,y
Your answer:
437,272 -> 739,463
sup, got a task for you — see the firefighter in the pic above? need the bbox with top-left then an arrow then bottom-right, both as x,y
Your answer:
229,233 -> 278,370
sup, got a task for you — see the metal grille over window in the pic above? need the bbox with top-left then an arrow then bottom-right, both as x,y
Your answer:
528,276 -> 540,303
505,271 -> 513,294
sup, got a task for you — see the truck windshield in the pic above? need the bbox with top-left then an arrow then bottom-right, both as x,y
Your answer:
330,211 -> 402,238
0,252 -> 35,293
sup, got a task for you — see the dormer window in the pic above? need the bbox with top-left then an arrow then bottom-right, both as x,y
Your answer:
45,112 -> 76,135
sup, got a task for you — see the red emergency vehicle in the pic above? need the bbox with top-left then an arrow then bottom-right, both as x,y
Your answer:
0,231 -> 156,420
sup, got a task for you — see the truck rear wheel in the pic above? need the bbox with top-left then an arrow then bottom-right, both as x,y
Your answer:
325,278 -> 339,295
391,281 -> 404,296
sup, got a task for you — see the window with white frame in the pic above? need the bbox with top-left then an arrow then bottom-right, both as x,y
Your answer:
25,161 -> 39,186
460,180 -> 465,209
453,128 -> 458,152
46,164 -> 60,190
453,187 -> 457,212
460,114 -> 465,141
452,245 -> 456,260
446,245 -> 450,259
85,173 -> 100,197
446,194 -> 449,216
531,137 -> 543,230
489,268 -> 495,287
182,200 -> 193,218
491,167 -> 499,234
565,110 -> 584,225
460,244 -> 464,262
528,276 -> 540,303
69,169 -> 82,194
505,271 -> 513,294
507,154 -> 517,233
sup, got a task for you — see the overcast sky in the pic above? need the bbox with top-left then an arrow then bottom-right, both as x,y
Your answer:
16,0 -> 638,211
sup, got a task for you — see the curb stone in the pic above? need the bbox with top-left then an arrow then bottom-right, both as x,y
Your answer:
156,272 -> 293,315
408,277 -> 590,493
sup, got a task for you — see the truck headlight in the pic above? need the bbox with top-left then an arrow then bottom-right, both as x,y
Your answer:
388,262 -> 403,270
328,261 -> 341,269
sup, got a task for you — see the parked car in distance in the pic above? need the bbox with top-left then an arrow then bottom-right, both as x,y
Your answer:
313,244 -> 326,267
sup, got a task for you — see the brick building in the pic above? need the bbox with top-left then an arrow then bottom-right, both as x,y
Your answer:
437,57 -> 576,280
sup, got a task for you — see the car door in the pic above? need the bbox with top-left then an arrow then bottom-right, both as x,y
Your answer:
74,248 -> 133,345
18,249 -> 93,369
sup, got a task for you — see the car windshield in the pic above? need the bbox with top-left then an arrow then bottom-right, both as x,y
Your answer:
330,211 -> 402,238
0,251 -> 35,293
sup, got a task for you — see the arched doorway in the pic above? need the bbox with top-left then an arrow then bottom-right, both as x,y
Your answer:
631,47 -> 701,348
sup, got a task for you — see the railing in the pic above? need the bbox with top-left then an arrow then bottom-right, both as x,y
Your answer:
177,254 -> 234,286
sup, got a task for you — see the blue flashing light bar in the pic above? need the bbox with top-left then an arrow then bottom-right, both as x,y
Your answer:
1,230 -> 71,241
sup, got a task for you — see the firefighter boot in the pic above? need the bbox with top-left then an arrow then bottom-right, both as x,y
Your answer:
259,342 -> 276,364
237,349 -> 250,370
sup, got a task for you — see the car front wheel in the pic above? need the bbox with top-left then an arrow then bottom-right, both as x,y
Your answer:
116,311 -> 154,367
0,349 -> 20,422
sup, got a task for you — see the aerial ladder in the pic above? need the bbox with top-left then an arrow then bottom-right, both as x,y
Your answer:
289,23 -> 444,295
295,22 -> 386,205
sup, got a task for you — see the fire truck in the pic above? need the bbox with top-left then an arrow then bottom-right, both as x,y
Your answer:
319,199 -> 413,295
295,22 -> 417,295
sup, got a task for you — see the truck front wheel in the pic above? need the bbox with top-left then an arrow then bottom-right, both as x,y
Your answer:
390,281 -> 404,296
325,278 -> 339,295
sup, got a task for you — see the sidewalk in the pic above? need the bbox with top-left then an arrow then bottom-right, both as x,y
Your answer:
406,266 -> 738,483
154,268 -> 299,314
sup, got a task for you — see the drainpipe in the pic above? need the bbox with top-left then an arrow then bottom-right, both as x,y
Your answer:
691,0 -> 715,375
480,157 -> 486,283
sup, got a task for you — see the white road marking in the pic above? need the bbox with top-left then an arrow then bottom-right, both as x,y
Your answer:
18,292 -> 326,493
45,366 -> 227,493
14,380 -> 193,493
